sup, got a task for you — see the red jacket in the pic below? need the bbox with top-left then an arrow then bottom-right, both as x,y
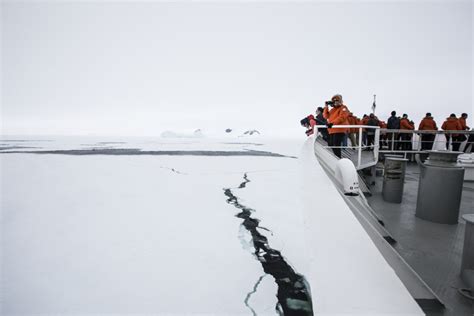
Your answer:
347,114 -> 359,133
400,118 -> 414,130
418,117 -> 438,131
442,117 -> 461,130
459,117 -> 469,130
442,117 -> 462,137
323,105 -> 350,134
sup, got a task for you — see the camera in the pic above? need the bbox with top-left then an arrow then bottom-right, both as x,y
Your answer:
325,100 -> 335,107
300,116 -> 310,127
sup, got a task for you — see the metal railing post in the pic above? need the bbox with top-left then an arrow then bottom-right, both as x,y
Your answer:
312,125 -> 474,168
374,127 -> 380,162
391,132 -> 395,151
358,127 -> 363,169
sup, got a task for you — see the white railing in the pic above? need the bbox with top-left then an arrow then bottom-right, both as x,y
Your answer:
311,125 -> 473,165
313,125 -> 380,170
379,129 -> 474,157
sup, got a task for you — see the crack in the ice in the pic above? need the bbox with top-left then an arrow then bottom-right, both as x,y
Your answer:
224,173 -> 313,315
257,226 -> 273,236
244,274 -> 266,316
239,173 -> 251,188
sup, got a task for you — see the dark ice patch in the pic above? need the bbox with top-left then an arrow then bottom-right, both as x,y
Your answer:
222,142 -> 264,146
0,139 -> 52,142
0,146 -> 39,151
1,148 -> 295,158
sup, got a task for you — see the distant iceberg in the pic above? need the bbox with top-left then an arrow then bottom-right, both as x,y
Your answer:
161,129 -> 205,138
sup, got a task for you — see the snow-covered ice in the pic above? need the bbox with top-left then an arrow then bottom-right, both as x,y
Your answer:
1,136 -> 300,315
0,135 -> 422,315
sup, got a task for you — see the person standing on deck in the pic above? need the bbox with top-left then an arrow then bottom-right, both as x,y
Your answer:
459,113 -> 470,131
347,112 -> 359,147
301,107 -> 329,141
366,113 -> 379,149
360,114 -> 369,146
399,114 -> 415,151
323,94 -> 350,158
459,113 -> 470,151
387,111 -> 400,151
315,107 -> 329,141
418,113 -> 438,150
379,120 -> 388,149
442,114 -> 462,151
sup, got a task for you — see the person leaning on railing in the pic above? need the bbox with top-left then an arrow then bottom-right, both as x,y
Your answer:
459,113 -> 470,149
300,114 -> 317,136
300,107 -> 328,141
442,113 -> 463,151
323,94 -> 350,158
418,112 -> 438,151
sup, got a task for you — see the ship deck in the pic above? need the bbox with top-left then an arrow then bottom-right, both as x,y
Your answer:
365,162 -> 474,316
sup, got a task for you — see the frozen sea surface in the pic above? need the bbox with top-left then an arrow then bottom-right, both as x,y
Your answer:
0,136 -> 307,315
0,135 -> 301,157
0,135 -> 423,315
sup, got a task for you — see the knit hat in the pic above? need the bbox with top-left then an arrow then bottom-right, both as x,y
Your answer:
331,94 -> 343,102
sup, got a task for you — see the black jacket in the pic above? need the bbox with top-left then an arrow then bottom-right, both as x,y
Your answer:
387,116 -> 400,129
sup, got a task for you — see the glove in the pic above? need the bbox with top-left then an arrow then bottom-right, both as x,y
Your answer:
327,123 -> 334,128
305,128 -> 314,136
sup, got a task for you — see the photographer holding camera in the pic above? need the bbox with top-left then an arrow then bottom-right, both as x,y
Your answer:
323,94 -> 350,158
300,107 -> 329,140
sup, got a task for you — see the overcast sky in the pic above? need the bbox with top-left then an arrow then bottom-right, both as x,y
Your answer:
1,1 -> 473,137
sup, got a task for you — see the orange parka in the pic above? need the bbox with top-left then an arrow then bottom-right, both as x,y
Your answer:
323,105 -> 350,134
442,117 -> 462,136
459,117 -> 470,130
347,113 -> 359,133
400,118 -> 414,130
418,117 -> 438,131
